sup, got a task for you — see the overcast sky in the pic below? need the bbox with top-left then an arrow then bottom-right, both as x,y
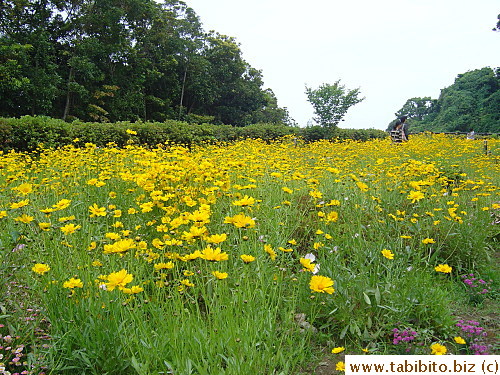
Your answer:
185,0 -> 499,129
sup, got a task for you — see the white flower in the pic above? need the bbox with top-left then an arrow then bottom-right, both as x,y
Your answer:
304,253 -> 316,262
304,253 -> 320,274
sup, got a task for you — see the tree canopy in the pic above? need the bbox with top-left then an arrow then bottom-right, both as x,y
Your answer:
0,0 -> 291,126
391,67 -> 500,133
305,81 -> 364,128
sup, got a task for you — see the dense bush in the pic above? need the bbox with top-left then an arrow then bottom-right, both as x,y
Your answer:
0,116 -> 388,151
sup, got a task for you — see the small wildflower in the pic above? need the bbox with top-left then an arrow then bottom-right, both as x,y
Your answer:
309,275 -> 335,294
32,263 -> 50,275
336,361 -> 345,371
331,346 -> 345,354
240,254 -> 256,263
430,343 -> 447,355
454,336 -> 466,345
381,249 -> 394,260
434,264 -> 452,273
63,277 -> 84,289
212,271 -> 228,280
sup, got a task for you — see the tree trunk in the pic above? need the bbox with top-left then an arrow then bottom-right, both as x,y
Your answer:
179,64 -> 187,119
63,66 -> 74,121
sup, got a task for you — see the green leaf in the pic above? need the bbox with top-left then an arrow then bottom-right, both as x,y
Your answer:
340,324 -> 349,339
363,292 -> 372,305
374,286 -> 381,305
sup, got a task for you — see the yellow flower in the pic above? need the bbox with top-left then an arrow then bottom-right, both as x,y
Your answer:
154,262 -> 174,270
309,190 -> 323,199
10,199 -> 30,209
422,237 -> 435,244
264,244 -> 277,260
454,336 -> 466,345
13,183 -> 33,195
430,343 -> 447,355
0,210 -> 7,218
335,361 -> 345,371
104,269 -> 133,291
232,195 -> 256,207
313,242 -> 324,250
180,278 -> 194,287
407,190 -> 425,203
224,213 -> 255,228
60,223 -> 81,235
356,181 -> 368,192
58,215 -> 75,222
309,275 -> 335,294
52,199 -> 71,210
63,277 -> 84,289
38,222 -> 51,231
32,263 -> 50,275
201,246 -> 229,261
126,129 -> 137,135
105,232 -> 121,240
381,249 -> 394,260
206,233 -> 227,244
92,260 -> 103,267
331,346 -> 345,354
325,211 -> 339,223
240,254 -> 256,263
434,264 -> 452,273
300,257 -> 316,272
103,238 -> 136,254
212,271 -> 228,280
282,187 -> 293,194
122,285 -> 144,294
89,203 -> 106,217
14,214 -> 34,224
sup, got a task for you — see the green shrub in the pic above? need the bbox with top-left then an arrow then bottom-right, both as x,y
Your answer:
0,117 -> 388,152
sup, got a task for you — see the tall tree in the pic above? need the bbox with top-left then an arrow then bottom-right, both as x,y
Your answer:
305,81 -> 364,128
0,0 -> 61,116
394,67 -> 500,133
395,97 -> 436,121
0,0 -> 289,125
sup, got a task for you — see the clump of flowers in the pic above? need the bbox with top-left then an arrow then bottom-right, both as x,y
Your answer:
456,320 -> 490,355
461,274 -> 490,305
0,327 -> 32,375
392,327 -> 418,353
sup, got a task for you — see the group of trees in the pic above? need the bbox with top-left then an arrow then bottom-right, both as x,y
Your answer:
392,67 -> 500,133
0,0 -> 292,126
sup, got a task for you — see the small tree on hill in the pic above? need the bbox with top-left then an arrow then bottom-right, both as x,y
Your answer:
305,80 -> 364,128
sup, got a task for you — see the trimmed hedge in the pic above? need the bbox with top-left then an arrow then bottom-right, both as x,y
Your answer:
0,116 -> 388,151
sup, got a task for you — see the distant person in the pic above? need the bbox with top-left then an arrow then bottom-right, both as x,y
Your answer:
392,115 -> 408,141
467,130 -> 475,140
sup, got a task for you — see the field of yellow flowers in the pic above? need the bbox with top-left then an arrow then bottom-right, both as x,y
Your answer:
0,134 -> 498,374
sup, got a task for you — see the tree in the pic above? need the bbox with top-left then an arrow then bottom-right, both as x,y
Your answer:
395,97 -> 436,121
251,89 -> 295,125
393,67 -> 500,133
305,81 -> 364,128
0,0 -> 286,125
